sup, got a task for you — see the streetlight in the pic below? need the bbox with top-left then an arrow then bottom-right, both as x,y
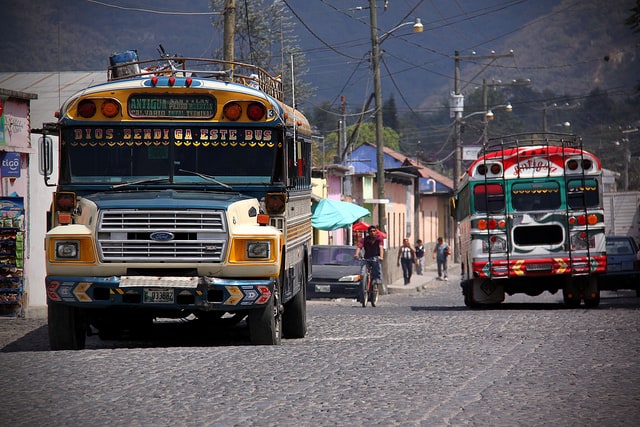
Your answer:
369,0 -> 422,231
452,51 -> 515,193
542,102 -> 579,132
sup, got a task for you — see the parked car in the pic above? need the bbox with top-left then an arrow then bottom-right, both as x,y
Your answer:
308,245 -> 366,299
599,235 -> 640,296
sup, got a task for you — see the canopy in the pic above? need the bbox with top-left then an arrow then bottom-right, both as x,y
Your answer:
352,221 -> 386,238
311,199 -> 370,231
352,221 -> 370,232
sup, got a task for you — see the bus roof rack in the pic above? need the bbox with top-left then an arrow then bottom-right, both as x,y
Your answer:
482,132 -> 582,156
107,55 -> 284,102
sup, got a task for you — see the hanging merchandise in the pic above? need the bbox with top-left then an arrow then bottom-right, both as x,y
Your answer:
0,197 -> 24,317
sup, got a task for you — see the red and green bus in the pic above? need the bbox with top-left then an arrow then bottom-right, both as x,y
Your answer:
454,133 -> 606,308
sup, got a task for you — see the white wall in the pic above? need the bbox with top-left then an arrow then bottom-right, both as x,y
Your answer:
25,134 -> 57,318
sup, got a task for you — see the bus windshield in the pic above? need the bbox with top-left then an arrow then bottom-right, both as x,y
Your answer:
62,127 -> 279,185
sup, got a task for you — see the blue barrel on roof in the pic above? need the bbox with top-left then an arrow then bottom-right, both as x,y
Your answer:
109,50 -> 140,78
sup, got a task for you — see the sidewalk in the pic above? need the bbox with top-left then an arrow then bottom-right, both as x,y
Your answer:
386,262 -> 457,294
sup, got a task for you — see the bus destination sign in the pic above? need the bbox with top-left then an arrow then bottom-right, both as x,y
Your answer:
128,94 -> 216,119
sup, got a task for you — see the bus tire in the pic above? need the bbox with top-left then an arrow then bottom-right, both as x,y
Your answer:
248,285 -> 282,345
48,304 -> 87,351
462,280 -> 480,309
583,276 -> 600,308
562,278 -> 581,308
283,265 -> 307,339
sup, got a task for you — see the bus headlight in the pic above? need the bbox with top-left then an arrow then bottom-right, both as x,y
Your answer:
247,241 -> 270,259
56,241 -> 79,259
48,237 -> 96,263
229,238 -> 277,262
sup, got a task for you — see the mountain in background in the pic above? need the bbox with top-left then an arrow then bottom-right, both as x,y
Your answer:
0,0 -> 637,111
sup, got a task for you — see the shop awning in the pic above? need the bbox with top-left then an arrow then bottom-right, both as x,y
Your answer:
311,199 -> 370,231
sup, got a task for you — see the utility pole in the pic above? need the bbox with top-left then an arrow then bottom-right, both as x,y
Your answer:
452,50 -> 514,262
370,0 -> 386,232
339,96 -> 346,163
453,51 -> 514,191
223,0 -> 236,78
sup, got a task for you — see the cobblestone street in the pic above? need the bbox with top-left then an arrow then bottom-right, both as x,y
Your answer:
1,273 -> 639,426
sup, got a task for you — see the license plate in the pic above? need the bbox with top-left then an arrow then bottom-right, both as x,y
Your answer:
526,263 -> 552,272
144,288 -> 174,303
315,284 -> 331,293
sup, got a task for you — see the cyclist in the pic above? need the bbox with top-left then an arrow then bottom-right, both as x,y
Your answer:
354,225 -> 384,287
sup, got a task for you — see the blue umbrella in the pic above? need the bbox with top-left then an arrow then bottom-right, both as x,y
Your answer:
311,199 -> 371,231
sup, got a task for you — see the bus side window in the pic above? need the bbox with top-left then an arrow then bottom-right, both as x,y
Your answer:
473,183 -> 505,213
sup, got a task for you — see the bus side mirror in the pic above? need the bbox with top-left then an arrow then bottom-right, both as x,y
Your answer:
38,135 -> 55,187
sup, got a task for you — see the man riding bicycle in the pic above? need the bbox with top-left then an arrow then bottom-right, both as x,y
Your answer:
354,225 -> 384,286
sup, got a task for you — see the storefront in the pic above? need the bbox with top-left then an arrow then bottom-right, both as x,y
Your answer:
0,89 -> 37,317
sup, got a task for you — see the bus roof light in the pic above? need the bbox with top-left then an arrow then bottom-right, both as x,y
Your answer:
247,102 -> 265,121
168,77 -> 176,87
77,100 -> 97,118
567,159 -> 579,170
223,102 -> 242,121
185,77 -> 193,87
101,100 -> 120,118
151,76 -> 159,86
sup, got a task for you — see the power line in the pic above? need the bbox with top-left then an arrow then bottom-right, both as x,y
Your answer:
84,0 -> 220,15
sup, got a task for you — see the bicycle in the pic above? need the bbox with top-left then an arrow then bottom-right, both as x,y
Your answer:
358,256 -> 380,307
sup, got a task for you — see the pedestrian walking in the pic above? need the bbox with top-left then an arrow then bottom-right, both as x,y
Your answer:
415,239 -> 425,275
432,236 -> 450,280
397,238 -> 416,285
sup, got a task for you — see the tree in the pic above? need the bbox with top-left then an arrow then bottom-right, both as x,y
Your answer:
625,0 -> 640,91
210,0 -> 314,104
326,122 -> 400,160
382,95 -> 399,132
625,0 -> 640,33
311,101 -> 340,136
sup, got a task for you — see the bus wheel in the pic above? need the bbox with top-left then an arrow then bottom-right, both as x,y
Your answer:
583,276 -> 600,308
283,265 -> 307,339
462,280 -> 480,309
248,284 -> 282,345
48,304 -> 87,350
562,279 -> 581,308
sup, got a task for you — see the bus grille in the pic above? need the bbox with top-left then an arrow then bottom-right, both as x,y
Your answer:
97,209 -> 227,262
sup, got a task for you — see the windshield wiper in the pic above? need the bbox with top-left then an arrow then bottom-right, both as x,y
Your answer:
178,169 -> 233,190
110,177 -> 169,189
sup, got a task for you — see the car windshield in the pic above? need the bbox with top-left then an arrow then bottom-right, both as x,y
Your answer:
312,247 -> 360,266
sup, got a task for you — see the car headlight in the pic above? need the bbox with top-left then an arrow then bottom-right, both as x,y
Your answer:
338,274 -> 361,282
